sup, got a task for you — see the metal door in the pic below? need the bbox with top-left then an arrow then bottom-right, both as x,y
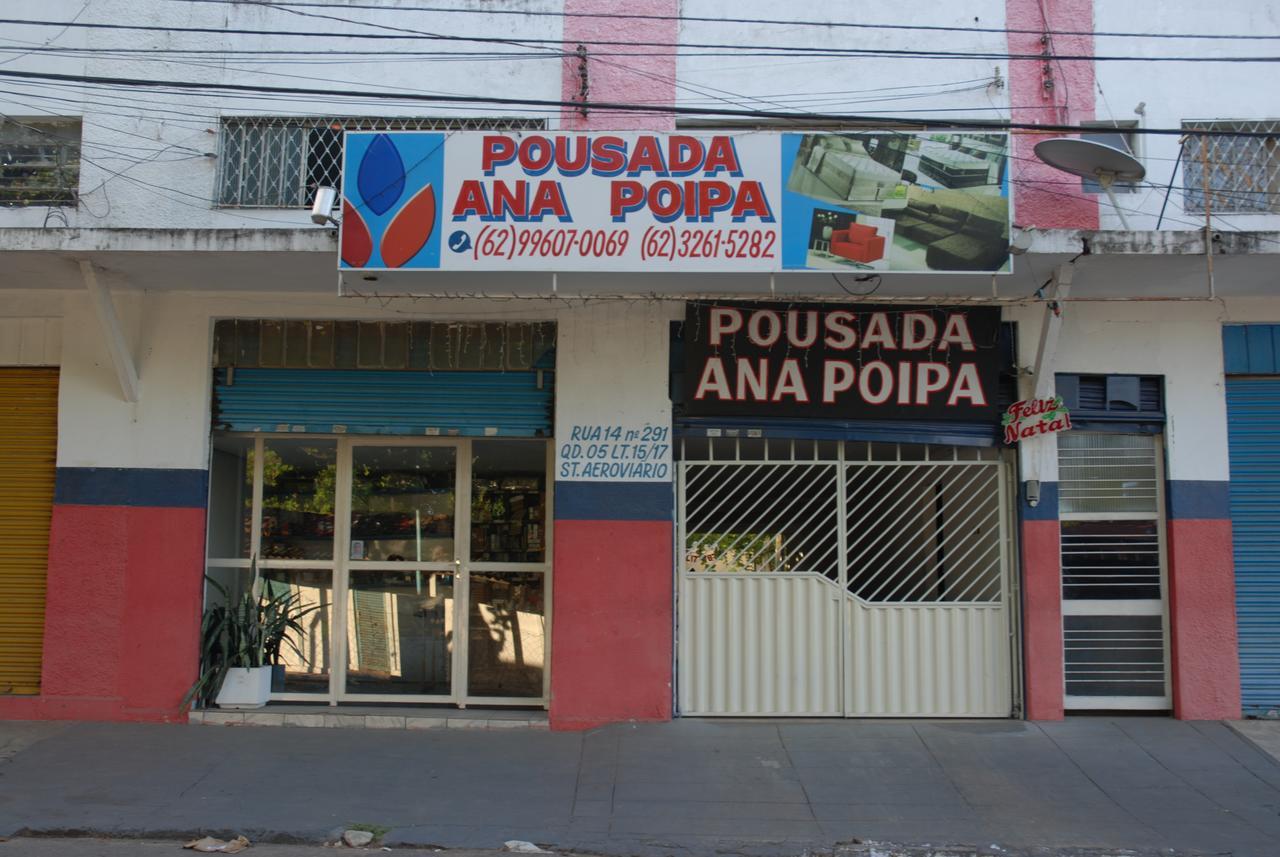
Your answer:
1226,378 -> 1280,715
0,368 -> 58,695
677,437 -> 1014,717
1058,432 -> 1170,710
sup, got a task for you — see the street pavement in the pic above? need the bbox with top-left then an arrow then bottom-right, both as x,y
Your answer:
1,718 -> 1279,857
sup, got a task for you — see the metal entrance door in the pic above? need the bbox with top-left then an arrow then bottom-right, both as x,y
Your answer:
677,438 -> 1014,717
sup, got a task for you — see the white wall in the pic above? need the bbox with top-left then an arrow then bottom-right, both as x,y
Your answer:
0,0 -> 564,231
1008,298 -> 1232,483
39,286 -> 683,476
676,1 -> 1010,122
1094,0 -> 1280,232
553,301 -> 676,483
4,1 -> 1277,235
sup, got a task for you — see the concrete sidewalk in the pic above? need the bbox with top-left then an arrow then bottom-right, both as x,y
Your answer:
1,718 -> 1279,857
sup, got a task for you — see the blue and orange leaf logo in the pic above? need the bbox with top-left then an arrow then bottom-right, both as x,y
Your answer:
341,133 -> 438,269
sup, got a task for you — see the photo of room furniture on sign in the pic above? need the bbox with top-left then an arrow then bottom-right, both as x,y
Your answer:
805,207 -> 892,271
881,186 -> 1010,272
788,133 -> 912,215
916,133 -> 1008,191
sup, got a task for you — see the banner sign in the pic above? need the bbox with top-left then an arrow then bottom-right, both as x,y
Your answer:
1003,396 -> 1072,443
682,302 -> 1004,421
339,131 -> 1011,275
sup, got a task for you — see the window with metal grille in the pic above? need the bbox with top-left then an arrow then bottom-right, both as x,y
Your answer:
216,116 -> 545,208
1182,120 -> 1280,214
0,117 -> 80,207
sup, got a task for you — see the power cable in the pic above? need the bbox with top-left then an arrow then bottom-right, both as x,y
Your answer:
157,0 -> 1280,42
3,67 -> 1279,138
3,18 -> 1280,63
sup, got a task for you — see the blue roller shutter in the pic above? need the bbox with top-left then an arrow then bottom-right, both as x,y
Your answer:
1225,376 -> 1280,715
213,368 -> 553,437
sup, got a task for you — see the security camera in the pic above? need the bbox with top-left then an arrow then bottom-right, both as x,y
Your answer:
311,186 -> 338,226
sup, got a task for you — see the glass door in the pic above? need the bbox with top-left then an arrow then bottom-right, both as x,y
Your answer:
339,441 -> 462,702
207,434 -> 551,708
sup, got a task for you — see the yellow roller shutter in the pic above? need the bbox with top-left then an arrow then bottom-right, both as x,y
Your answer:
0,368 -> 58,695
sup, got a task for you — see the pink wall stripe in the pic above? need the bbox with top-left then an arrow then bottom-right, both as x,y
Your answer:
1006,0 -> 1100,229
560,0 -> 678,131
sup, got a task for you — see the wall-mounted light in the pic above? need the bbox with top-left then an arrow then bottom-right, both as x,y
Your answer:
1025,479 -> 1041,508
310,186 -> 339,226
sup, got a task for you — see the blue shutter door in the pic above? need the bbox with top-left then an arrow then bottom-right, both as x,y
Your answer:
1225,377 -> 1280,715
213,368 -> 553,437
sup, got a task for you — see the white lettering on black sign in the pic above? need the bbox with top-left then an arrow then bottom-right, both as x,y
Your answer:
683,302 -> 1004,421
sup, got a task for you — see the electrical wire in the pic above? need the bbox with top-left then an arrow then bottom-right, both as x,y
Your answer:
3,67 -> 1279,138
4,18 -> 1280,63
157,0 -> 1280,42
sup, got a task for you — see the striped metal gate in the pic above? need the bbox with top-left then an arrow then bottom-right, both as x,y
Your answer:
1226,378 -> 1280,715
677,438 -> 1014,718
0,368 -> 59,695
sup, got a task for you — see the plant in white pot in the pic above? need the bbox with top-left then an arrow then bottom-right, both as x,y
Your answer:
185,560 -> 316,710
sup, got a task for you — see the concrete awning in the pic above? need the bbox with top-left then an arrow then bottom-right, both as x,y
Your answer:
1,226 -> 1276,299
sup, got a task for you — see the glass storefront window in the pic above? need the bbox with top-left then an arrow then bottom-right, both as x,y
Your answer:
346,570 -> 453,695
263,569 -> 333,693
203,566 -> 334,695
471,440 -> 546,564
467,572 -> 545,698
261,440 -> 337,560
350,446 -> 456,562
207,437 -> 253,559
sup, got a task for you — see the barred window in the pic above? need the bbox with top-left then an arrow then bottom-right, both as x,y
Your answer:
216,116 -> 545,208
1182,120 -> 1280,214
0,117 -> 81,207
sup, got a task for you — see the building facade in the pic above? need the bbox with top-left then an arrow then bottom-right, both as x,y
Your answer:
1,0 -> 1277,727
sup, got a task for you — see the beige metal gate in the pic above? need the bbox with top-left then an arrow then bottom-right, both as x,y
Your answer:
677,437 -> 1014,718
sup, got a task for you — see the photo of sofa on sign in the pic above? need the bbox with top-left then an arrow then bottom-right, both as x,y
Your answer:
830,223 -> 885,264
883,195 -> 1009,271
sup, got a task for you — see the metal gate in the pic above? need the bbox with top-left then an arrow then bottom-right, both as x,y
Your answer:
1226,378 -> 1280,715
677,437 -> 1014,717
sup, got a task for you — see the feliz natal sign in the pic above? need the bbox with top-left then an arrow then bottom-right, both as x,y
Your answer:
1002,396 -> 1072,443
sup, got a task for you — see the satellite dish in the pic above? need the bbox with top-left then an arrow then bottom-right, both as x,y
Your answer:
1033,137 -> 1146,229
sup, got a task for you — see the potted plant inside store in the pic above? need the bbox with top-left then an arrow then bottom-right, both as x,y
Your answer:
185,559 -> 316,710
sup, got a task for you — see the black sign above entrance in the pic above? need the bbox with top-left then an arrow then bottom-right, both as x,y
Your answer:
683,302 -> 1003,421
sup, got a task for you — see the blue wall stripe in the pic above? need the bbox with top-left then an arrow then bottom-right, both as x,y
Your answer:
55,467 -> 208,508
1166,480 -> 1231,520
1022,480 -> 1059,521
555,480 -> 673,522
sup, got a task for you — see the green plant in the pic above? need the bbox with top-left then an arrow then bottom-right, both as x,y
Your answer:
184,558 -> 318,708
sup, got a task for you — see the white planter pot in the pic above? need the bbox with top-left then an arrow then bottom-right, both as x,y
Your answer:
215,666 -> 273,709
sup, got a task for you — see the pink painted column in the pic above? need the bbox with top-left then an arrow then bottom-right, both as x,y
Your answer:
1006,0 -> 1099,229
559,0 -> 677,132
549,1 -> 679,731
1007,0 -> 1095,723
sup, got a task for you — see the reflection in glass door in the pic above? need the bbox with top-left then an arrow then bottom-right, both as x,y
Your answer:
206,435 -> 551,707
341,443 -> 460,700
